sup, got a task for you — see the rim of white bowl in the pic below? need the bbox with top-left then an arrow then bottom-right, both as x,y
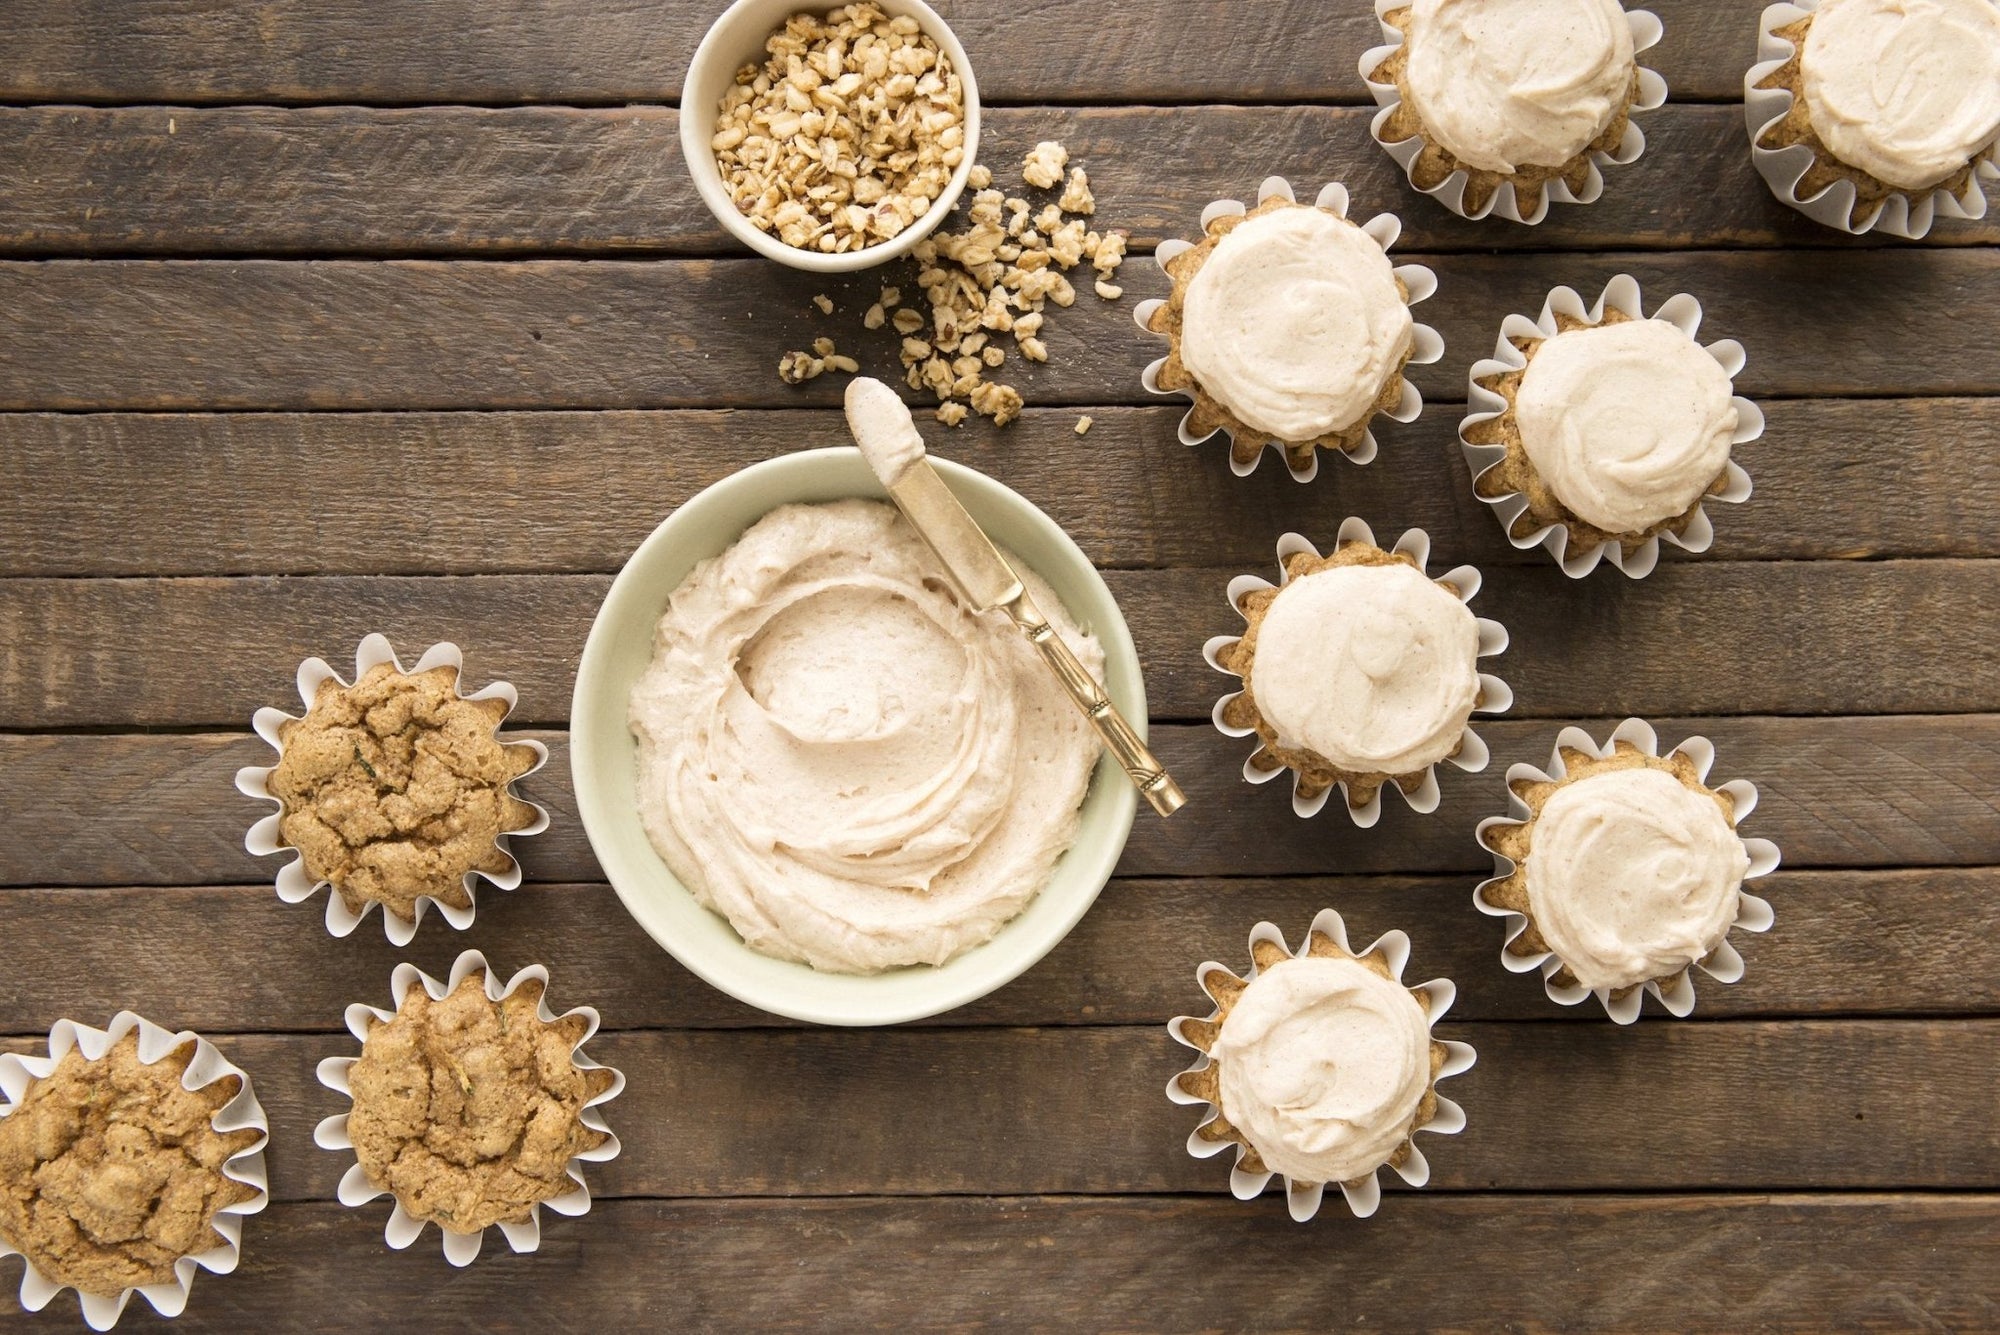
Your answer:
679,0 -> 983,273
570,447 -> 1143,1025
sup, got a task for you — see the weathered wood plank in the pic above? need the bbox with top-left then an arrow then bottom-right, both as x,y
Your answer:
6,1023 -> 1998,1198
1,1196 -> 1989,1331
6,105 -> 1981,259
2,717 -> 1993,888
3,868 -> 1992,1032
6,400 -> 1998,578
3,251 -> 1997,411
3,562 -> 1993,728
0,0 -> 1762,105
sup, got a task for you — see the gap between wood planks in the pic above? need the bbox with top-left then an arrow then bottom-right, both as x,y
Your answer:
5,868 -> 1996,1029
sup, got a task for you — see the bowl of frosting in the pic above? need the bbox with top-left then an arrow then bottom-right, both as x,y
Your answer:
571,447 -> 1144,1025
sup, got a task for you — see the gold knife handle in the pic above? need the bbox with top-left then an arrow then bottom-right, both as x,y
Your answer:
1003,594 -> 1186,818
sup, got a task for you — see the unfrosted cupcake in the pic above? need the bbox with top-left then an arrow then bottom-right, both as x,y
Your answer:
1461,275 -> 1760,578
1167,909 -> 1473,1221
1207,521 -> 1509,825
1475,719 -> 1780,1023
1748,0 -> 2000,234
315,952 -> 624,1266
0,1016 -> 267,1329
1360,0 -> 1665,222
1139,179 -> 1439,481
240,634 -> 549,943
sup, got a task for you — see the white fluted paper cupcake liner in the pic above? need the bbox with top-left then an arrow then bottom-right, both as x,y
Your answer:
1134,177 -> 1443,483
1359,0 -> 1666,224
1459,273 -> 1761,579
313,949 -> 625,1267
236,632 -> 550,946
1745,1 -> 1998,239
1205,518 -> 1510,826
1167,909 -> 1474,1221
0,1013 -> 269,1331
1474,717 -> 1781,1024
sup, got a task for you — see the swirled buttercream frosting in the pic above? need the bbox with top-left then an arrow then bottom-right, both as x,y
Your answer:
1515,318 -> 1739,535
1179,206 -> 1413,443
1402,0 -> 1637,173
1249,562 -> 1479,776
1800,0 -> 2000,191
628,499 -> 1102,974
1524,766 -> 1750,991
1210,955 -> 1434,1185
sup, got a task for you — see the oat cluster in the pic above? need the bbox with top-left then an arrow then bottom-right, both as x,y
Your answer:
713,3 -> 965,254
270,663 -> 540,922
346,974 -> 614,1234
0,1035 -> 259,1296
777,140 -> 1129,427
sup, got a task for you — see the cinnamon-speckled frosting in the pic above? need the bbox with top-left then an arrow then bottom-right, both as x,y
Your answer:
1514,318 -> 1740,535
1179,206 -> 1413,443
1801,0 -> 2000,190
1402,0 -> 1636,173
1209,955 -> 1434,1184
1249,562 -> 1480,777
1524,766 -> 1750,991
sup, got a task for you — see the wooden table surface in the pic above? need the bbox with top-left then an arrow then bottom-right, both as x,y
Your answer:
4,1 -> 2000,1329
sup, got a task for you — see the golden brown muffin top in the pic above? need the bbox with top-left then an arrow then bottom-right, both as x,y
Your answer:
269,662 -> 539,921
346,973 -> 614,1234
0,1033 -> 260,1296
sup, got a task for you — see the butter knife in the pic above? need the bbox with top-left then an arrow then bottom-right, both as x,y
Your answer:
845,378 -> 1186,818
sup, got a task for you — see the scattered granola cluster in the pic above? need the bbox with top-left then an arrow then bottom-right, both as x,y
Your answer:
779,335 -> 861,384
774,140 -> 1129,426
712,3 -> 966,255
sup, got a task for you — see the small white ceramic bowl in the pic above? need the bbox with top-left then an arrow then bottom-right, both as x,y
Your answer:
680,0 -> 982,272
571,447 -> 1142,1025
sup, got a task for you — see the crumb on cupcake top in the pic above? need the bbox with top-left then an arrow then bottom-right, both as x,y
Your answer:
269,663 -> 539,922
0,1034 -> 259,1296
345,973 -> 613,1234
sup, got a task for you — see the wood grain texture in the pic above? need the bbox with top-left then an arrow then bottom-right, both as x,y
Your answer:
4,561 -> 1993,728
6,400 -> 1999,578
3,717 -> 1994,888
6,105 -> 1988,259
5,1195 -> 1995,1332
0,0 -> 1762,105
4,250 -> 1999,412
6,1023 -> 1996,1197
4,868 -> 1994,1033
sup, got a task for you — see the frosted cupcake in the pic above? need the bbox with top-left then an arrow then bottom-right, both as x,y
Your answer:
1207,521 -> 1510,825
1168,909 -> 1473,1221
1475,719 -> 1781,1023
1747,0 -> 2000,236
1460,275 -> 1760,578
1138,179 -> 1441,482
1360,0 -> 1666,222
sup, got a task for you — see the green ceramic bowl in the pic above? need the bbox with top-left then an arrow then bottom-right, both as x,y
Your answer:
570,447 -> 1143,1025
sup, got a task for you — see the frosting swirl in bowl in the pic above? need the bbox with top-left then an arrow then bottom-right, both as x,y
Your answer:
1801,0 -> 2000,191
1249,563 -> 1480,776
1179,206 -> 1413,443
1210,955 -> 1433,1185
1525,766 -> 1750,991
628,499 -> 1101,974
1402,0 -> 1636,174
1515,318 -> 1740,535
